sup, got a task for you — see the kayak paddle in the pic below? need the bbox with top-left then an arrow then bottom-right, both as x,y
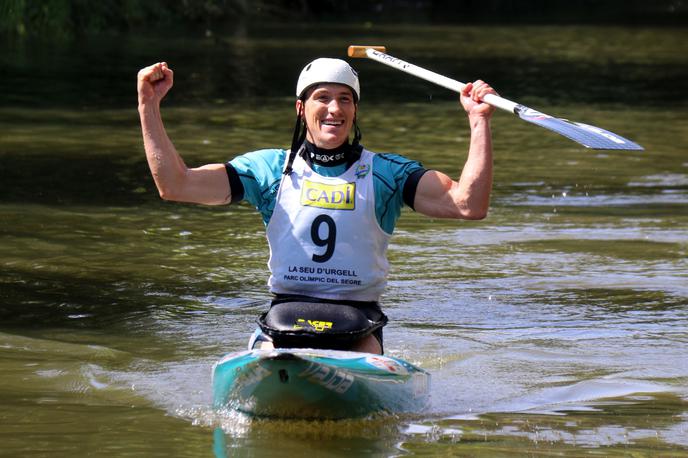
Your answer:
347,45 -> 643,151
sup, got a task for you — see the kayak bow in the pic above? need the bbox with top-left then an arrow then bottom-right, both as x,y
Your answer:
212,348 -> 430,419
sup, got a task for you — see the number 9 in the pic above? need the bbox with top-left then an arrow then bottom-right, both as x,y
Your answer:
310,215 -> 336,263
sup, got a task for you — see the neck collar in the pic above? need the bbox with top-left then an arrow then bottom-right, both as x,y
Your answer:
302,141 -> 353,167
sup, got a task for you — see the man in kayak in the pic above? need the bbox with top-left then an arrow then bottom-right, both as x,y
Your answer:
137,58 -> 496,355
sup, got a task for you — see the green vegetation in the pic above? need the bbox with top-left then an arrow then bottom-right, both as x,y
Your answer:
1,0 -> 686,41
0,0 -> 268,39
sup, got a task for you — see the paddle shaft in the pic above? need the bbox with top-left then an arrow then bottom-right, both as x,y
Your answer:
356,47 -> 518,113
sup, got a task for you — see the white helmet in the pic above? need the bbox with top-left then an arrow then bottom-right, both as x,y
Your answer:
296,58 -> 360,101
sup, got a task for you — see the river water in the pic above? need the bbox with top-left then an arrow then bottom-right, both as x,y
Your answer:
1,23 -> 687,456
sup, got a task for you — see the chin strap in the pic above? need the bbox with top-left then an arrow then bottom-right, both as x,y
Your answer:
285,111 -> 307,176
352,119 -> 362,148
348,117 -> 363,166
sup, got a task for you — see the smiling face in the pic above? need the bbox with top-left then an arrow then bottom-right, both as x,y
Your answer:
296,83 -> 356,150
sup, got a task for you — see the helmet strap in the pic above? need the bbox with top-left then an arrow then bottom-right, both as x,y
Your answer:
352,116 -> 362,149
285,104 -> 307,175
348,118 -> 363,167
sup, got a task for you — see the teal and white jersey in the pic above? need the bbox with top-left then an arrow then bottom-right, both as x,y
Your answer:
229,148 -> 424,234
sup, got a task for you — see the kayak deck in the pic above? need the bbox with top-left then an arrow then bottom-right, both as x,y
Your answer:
212,348 -> 430,419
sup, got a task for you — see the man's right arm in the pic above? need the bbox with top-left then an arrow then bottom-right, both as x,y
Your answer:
138,62 -> 231,205
413,80 -> 495,220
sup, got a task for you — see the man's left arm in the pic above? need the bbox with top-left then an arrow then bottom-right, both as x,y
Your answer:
413,80 -> 496,220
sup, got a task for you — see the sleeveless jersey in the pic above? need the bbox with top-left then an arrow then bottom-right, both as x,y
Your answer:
266,149 -> 390,302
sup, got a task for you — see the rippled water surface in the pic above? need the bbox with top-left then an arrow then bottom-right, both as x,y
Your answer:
1,24 -> 687,456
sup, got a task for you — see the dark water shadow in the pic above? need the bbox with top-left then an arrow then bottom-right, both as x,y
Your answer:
0,264 -> 263,332
0,152 -> 153,206
2,28 -> 687,109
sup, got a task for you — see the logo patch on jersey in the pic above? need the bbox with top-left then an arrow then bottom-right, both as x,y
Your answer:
301,180 -> 356,210
355,163 -> 370,179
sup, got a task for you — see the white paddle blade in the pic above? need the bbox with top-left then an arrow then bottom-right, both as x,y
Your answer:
516,106 -> 644,150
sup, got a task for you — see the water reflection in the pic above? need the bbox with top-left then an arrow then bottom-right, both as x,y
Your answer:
207,391 -> 688,456
2,23 -> 688,456
2,25 -> 687,109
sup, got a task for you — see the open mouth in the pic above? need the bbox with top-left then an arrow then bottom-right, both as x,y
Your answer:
321,119 -> 344,127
